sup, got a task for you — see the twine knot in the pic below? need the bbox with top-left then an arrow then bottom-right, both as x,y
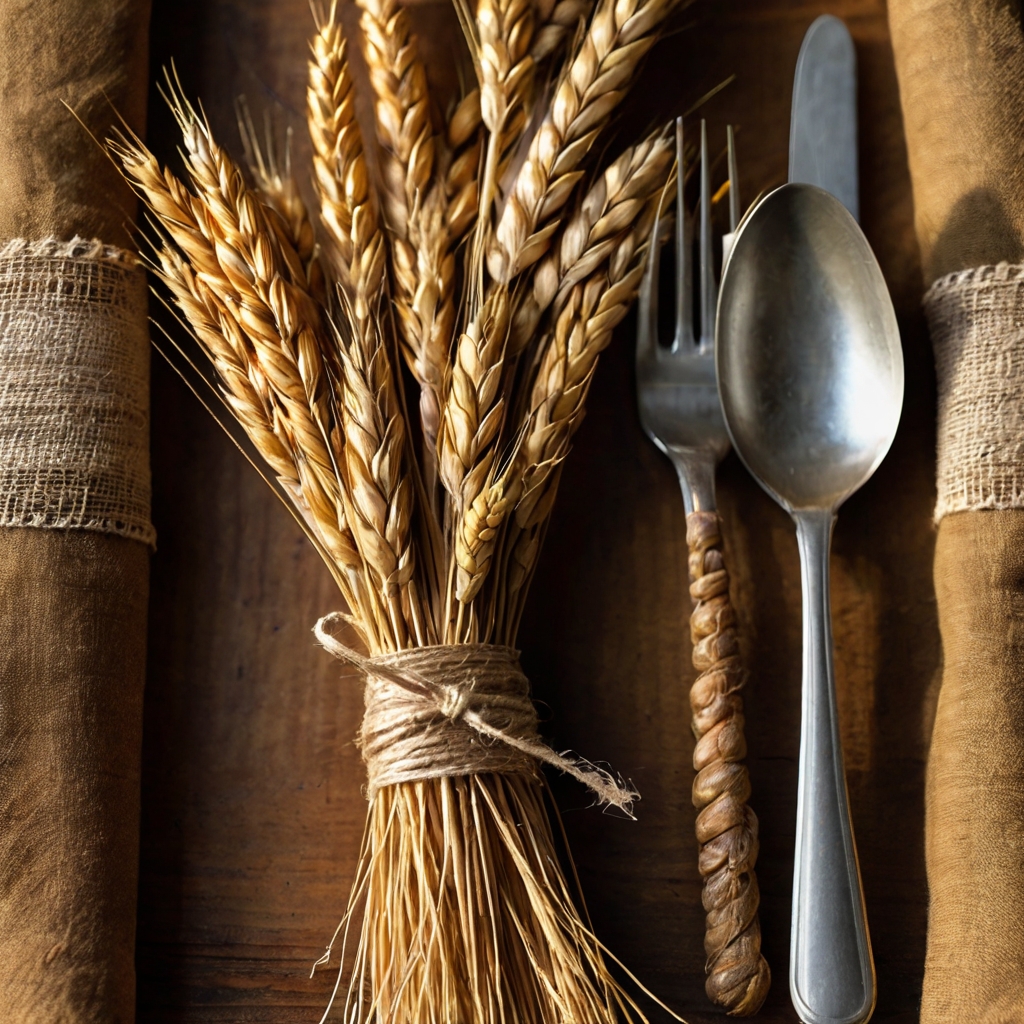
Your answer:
314,612 -> 637,814
437,681 -> 471,720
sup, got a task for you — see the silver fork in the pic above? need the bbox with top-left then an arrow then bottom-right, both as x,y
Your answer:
636,120 -> 771,1016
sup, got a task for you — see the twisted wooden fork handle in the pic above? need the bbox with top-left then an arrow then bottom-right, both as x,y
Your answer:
686,510 -> 770,1016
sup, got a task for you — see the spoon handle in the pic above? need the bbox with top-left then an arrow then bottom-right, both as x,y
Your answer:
791,508 -> 875,1024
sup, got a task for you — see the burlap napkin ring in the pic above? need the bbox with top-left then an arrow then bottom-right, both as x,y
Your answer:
925,262 -> 1024,522
0,237 -> 154,545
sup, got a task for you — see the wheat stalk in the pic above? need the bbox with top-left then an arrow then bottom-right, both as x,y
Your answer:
334,774 -> 648,1024
488,0 -> 676,283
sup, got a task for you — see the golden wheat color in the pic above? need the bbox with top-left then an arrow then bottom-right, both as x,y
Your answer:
113,0 -> 706,1018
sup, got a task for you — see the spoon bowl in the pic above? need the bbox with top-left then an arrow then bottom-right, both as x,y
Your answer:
717,183 -> 903,512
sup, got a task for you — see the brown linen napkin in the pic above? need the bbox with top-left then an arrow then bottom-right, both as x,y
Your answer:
0,2 -> 152,1022
889,2 -> 1024,1019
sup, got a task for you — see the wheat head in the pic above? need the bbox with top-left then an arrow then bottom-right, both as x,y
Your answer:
511,126 -> 674,349
308,3 -> 386,321
502,185 -> 666,615
477,0 -> 535,215
358,0 -> 455,482
488,0 -> 677,283
238,107 -> 326,303
338,316 -> 424,651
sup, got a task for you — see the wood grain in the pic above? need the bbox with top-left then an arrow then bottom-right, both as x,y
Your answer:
138,1 -> 938,1020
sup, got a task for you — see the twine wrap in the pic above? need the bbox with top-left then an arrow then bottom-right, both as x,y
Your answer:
314,612 -> 636,810
686,511 -> 770,1016
926,262 -> 1024,522
0,237 -> 153,545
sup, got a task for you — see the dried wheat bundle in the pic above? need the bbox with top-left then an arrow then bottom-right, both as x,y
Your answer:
114,0 -> 683,1018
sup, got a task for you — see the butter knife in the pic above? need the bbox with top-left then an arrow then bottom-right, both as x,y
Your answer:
789,14 -> 859,221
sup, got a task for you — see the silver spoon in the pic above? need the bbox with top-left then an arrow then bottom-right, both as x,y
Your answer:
716,183 -> 903,1024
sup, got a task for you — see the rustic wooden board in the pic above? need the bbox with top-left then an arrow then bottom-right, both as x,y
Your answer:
137,1 -> 937,1020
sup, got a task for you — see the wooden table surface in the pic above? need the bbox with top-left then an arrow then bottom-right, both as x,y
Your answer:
137,0 -> 938,1020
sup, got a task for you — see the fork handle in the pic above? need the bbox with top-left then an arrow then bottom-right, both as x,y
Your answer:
687,510 -> 771,1016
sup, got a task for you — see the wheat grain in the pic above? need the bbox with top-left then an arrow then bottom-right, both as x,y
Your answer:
445,88 -> 484,240
531,0 -> 594,60
488,0 -> 676,283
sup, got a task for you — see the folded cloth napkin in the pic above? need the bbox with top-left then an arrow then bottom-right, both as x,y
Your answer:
0,2 -> 152,1022
889,2 -> 1024,1019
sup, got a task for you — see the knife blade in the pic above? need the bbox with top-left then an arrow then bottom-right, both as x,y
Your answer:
789,14 -> 859,221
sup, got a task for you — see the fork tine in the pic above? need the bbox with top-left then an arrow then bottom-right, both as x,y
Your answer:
637,195 -> 664,365
672,117 -> 694,352
698,119 -> 716,348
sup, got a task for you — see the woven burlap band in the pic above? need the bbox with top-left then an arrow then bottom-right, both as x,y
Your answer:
926,263 -> 1024,521
314,612 -> 636,810
0,237 -> 153,544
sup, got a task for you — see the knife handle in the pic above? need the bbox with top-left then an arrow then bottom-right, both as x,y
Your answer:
686,510 -> 771,1016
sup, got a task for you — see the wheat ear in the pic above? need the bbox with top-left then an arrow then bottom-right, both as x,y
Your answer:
358,0 -> 455,487
438,286 -> 512,641
511,125 -> 674,349
336,315 -> 429,651
111,132 -> 373,624
477,0 -> 535,216
488,0 -> 677,283
237,103 -> 326,303
307,1 -> 385,321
